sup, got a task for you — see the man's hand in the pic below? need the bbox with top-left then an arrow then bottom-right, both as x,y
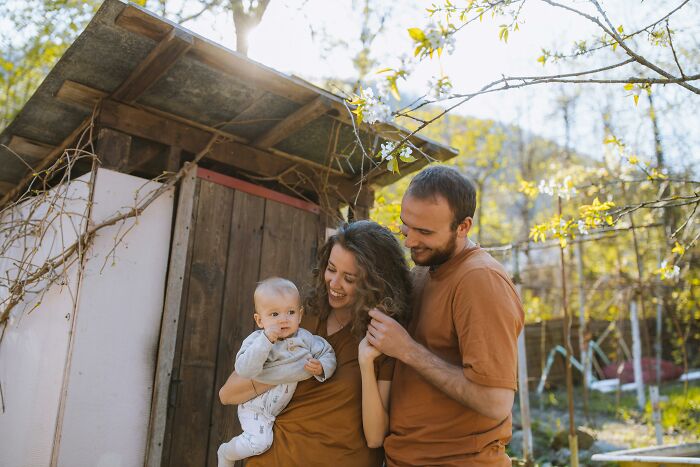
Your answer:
304,358 -> 323,377
358,335 -> 382,366
264,324 -> 282,343
367,308 -> 415,360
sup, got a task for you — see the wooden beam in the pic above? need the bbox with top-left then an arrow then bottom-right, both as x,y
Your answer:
56,80 -> 106,108
7,136 -> 54,161
112,27 -> 193,103
165,146 -> 182,173
145,164 -> 197,467
253,96 -> 330,149
96,128 -> 132,170
0,118 -> 93,208
95,99 -> 370,204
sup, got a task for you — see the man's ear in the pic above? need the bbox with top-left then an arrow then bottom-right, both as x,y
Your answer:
457,216 -> 473,238
254,313 -> 263,328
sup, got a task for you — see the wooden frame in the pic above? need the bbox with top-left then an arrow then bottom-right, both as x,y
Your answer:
145,164 -> 197,467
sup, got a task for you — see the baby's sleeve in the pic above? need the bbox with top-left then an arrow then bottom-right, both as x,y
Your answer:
234,330 -> 274,379
309,333 -> 337,382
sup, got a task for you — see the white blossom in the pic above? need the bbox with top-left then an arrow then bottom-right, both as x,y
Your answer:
399,145 -> 413,160
380,141 -> 396,161
577,220 -> 589,235
427,75 -> 452,99
658,260 -> 681,280
537,177 -> 577,199
360,87 -> 392,124
424,23 -> 456,55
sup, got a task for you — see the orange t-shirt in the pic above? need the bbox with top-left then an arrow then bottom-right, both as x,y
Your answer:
384,246 -> 524,467
246,313 -> 394,467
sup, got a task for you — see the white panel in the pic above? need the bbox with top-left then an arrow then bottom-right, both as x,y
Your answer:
56,169 -> 173,467
0,175 -> 92,467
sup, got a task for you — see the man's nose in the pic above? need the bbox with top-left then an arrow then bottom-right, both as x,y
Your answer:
404,230 -> 418,248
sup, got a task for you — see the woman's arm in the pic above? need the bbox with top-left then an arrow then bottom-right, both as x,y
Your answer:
219,371 -> 274,405
359,337 -> 391,448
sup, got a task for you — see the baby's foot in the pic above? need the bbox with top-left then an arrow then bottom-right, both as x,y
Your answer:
217,444 -> 235,467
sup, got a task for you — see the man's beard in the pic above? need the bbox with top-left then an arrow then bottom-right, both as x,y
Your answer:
411,231 -> 458,267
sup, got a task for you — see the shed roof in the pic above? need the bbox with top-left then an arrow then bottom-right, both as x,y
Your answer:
0,0 -> 457,202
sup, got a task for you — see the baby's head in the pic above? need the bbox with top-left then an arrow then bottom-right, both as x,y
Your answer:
253,277 -> 302,339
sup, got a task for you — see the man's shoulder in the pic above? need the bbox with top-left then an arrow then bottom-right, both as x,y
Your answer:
460,249 -> 509,275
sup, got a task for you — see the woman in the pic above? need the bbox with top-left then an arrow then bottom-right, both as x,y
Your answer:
219,220 -> 412,466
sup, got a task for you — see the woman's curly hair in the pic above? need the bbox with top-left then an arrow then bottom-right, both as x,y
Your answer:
304,220 -> 412,337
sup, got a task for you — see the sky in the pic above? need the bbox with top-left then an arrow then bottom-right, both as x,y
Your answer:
173,0 -> 698,170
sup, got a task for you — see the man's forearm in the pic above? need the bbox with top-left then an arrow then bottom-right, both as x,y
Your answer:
401,341 -> 513,420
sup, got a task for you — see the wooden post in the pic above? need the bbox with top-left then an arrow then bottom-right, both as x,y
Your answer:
576,241 -> 590,421
630,298 -> 646,409
96,128 -> 132,171
145,164 -> 197,467
650,385 -> 664,445
513,247 -> 533,461
557,197 -> 578,467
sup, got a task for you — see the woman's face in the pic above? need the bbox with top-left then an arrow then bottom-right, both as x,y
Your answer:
324,243 -> 360,312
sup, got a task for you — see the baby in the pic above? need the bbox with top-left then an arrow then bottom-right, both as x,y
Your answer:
217,277 -> 336,466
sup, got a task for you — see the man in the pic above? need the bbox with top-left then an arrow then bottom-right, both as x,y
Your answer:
367,165 -> 524,466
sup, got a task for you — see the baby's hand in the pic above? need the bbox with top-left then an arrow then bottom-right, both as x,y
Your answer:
358,335 -> 382,365
264,324 -> 282,343
304,358 -> 323,377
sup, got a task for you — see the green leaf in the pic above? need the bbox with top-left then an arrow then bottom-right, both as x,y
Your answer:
624,83 -> 634,91
387,157 -> 400,173
389,80 -> 401,100
633,94 -> 639,106
537,55 -> 546,65
408,28 -> 426,42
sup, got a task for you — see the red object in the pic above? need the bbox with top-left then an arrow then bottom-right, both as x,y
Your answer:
197,167 -> 321,214
602,358 -> 684,383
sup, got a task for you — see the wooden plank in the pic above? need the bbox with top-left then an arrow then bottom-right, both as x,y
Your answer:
145,164 -> 197,467
56,80 -> 107,108
292,207 -> 320,290
160,177 -> 201,467
207,190 -> 266,467
95,128 -> 132,170
112,27 -> 193,103
197,167 -> 320,214
253,96 -> 330,149
7,135 -> 54,160
258,200 -> 296,281
168,180 -> 234,467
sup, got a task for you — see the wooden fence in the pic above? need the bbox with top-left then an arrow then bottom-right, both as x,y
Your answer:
521,317 -> 669,389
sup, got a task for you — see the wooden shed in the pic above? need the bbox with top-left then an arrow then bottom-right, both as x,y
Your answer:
0,1 -> 456,466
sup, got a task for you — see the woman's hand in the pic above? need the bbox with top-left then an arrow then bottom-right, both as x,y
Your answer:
358,335 -> 382,366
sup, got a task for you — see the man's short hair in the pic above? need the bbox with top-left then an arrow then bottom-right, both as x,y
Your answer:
254,277 -> 299,305
405,165 -> 476,229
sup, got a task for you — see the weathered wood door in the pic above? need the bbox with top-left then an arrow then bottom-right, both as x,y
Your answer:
161,168 -> 320,467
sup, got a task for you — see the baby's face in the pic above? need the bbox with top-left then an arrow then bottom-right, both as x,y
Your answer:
254,292 -> 302,338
